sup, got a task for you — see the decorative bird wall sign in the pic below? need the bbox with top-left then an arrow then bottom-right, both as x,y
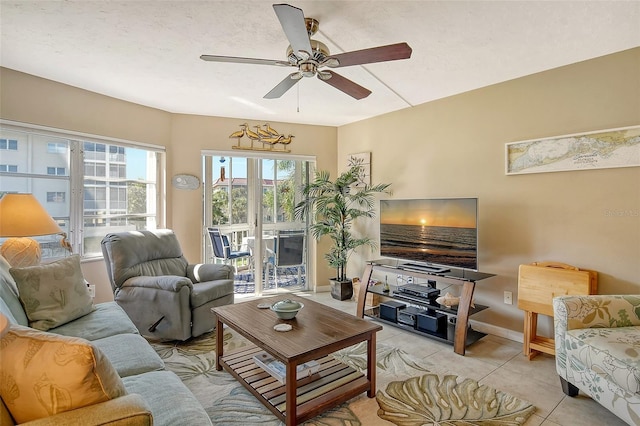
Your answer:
229,123 -> 294,153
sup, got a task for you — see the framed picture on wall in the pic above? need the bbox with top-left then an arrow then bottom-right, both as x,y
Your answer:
347,152 -> 371,185
505,125 -> 640,175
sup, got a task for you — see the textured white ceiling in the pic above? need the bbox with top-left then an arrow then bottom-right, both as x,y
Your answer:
1,1 -> 639,126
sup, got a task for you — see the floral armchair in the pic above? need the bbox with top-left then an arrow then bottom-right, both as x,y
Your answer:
553,295 -> 640,425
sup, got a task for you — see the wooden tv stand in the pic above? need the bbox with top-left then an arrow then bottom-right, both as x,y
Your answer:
356,259 -> 495,355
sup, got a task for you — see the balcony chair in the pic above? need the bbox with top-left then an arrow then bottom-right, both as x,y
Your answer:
101,229 -> 234,341
207,227 -> 251,272
265,230 -> 306,290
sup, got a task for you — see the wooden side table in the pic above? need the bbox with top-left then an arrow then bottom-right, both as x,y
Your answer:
517,261 -> 597,360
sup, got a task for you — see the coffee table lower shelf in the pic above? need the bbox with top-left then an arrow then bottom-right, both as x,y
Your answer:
220,344 -> 369,424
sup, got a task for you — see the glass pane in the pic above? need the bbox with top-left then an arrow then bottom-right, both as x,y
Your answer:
262,159 -> 275,224
211,155 -> 230,225
82,144 -> 158,257
230,157 -> 248,224
211,187 -> 230,225
1,176 -> 71,221
276,159 -> 296,222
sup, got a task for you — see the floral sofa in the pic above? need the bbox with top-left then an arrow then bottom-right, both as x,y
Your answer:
553,295 -> 640,425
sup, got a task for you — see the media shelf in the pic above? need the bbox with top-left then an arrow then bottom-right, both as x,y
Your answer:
356,260 -> 495,355
364,307 -> 488,347
367,283 -> 489,317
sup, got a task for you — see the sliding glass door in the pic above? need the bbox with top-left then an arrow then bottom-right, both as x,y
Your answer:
202,152 -> 313,295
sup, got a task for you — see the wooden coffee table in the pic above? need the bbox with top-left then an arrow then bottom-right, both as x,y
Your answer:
212,295 -> 382,426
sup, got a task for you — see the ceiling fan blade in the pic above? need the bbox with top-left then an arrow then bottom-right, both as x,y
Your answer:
318,71 -> 371,100
327,42 -> 412,68
273,4 -> 312,57
264,73 -> 302,99
200,55 -> 291,67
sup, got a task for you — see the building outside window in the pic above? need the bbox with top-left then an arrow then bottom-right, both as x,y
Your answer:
0,123 -> 165,260
0,139 -> 18,150
47,142 -> 66,154
0,165 -> 17,172
46,191 -> 66,203
47,167 -> 66,175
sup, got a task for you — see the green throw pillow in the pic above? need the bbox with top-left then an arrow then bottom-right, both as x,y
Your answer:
10,255 -> 94,331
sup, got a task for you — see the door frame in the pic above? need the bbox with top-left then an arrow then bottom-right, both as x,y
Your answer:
202,149 -> 316,294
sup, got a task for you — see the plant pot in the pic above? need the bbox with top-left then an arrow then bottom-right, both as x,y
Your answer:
330,279 -> 353,301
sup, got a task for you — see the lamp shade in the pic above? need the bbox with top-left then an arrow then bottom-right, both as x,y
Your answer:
0,193 -> 62,237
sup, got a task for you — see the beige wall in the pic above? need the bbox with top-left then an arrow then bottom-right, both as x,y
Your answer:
0,68 -> 337,301
338,47 -> 640,336
0,68 -> 173,146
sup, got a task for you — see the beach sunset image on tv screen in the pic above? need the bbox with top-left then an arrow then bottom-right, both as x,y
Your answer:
380,198 -> 478,270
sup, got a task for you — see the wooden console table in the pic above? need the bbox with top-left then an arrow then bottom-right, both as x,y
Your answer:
357,259 -> 494,355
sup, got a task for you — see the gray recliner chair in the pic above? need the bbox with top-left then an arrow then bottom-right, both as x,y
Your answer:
101,229 -> 234,341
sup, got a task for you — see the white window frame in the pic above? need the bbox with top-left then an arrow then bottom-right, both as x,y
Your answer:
0,119 -> 166,259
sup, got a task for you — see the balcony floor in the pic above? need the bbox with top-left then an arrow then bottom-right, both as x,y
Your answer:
233,265 -> 306,294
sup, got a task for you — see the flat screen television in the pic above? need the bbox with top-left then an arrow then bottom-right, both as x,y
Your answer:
380,198 -> 478,271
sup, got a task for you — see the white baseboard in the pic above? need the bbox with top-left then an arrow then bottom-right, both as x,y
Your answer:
470,319 -> 524,344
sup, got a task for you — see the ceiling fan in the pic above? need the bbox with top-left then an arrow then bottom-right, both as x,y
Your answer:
200,3 -> 412,100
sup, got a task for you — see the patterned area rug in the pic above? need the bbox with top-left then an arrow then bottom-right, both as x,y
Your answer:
149,331 -> 535,425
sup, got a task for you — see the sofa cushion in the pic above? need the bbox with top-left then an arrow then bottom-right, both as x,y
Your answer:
49,301 -> 139,341
10,255 -> 93,330
0,324 -> 127,423
0,298 -> 19,325
567,326 -> 640,395
0,254 -> 28,326
122,370 -> 212,426
92,333 -> 165,377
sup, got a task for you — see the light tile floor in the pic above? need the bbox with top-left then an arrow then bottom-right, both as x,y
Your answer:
248,291 -> 625,426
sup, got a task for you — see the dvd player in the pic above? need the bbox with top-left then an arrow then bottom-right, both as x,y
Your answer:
396,284 -> 440,299
401,263 -> 450,274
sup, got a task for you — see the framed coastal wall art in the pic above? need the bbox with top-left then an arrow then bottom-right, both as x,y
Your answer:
505,125 -> 640,175
347,152 -> 371,185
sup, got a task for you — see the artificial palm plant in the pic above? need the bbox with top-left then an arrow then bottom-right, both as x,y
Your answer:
295,159 -> 391,298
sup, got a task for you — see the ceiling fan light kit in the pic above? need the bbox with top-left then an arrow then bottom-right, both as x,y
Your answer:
200,3 -> 412,100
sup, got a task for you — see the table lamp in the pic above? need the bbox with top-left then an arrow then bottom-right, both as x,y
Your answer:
0,193 -> 69,267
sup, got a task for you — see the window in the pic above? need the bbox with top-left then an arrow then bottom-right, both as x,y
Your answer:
47,142 -> 66,154
84,162 -> 106,177
109,145 -> 125,162
47,167 -> 66,176
0,139 -> 18,150
0,165 -> 17,172
83,142 -> 106,161
47,192 -> 66,203
109,164 -> 125,178
0,123 -> 165,260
